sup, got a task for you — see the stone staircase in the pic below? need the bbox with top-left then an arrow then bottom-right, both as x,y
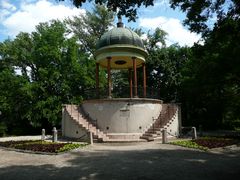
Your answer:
64,105 -> 109,142
140,104 -> 178,141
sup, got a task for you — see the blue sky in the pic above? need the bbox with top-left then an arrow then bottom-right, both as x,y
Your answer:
0,0 -> 201,46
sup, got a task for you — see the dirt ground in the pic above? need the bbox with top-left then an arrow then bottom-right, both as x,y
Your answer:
0,136 -> 240,180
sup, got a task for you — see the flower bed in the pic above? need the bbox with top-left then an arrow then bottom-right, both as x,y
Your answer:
0,140 -> 86,153
170,137 -> 237,151
193,137 -> 236,149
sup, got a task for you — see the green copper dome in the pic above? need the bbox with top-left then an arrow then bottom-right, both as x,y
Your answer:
95,24 -> 148,69
96,27 -> 145,50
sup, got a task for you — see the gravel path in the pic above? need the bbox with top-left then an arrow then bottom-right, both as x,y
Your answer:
0,136 -> 240,180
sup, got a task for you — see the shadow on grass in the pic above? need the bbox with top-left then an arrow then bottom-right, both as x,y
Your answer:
0,143 -> 240,180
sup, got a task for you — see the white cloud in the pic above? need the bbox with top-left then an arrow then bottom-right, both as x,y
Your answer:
140,33 -> 148,41
154,0 -> 169,7
139,16 -> 201,47
141,0 -> 169,13
1,0 -> 16,11
0,0 -> 16,21
0,9 -> 11,21
22,0 -> 38,3
1,0 -> 85,38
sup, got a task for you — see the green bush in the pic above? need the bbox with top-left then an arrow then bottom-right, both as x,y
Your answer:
0,122 -> 7,137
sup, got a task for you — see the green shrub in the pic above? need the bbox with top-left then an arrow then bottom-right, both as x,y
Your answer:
0,122 -> 7,137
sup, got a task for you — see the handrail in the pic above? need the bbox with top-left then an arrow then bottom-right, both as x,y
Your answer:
166,131 -> 178,138
150,104 -> 177,130
141,104 -> 178,141
65,104 -> 108,141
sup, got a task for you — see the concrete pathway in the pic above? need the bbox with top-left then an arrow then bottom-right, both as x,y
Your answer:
0,137 -> 240,180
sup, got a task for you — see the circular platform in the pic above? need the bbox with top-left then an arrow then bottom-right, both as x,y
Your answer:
81,98 -> 163,140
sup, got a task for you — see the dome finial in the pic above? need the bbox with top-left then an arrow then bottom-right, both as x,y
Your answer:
117,15 -> 123,28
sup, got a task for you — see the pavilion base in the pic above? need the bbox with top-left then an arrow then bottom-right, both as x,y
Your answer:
62,98 -> 181,142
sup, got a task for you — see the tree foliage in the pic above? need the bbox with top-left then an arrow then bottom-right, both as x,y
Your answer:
170,0 -> 240,34
0,21 -> 88,133
147,44 -> 191,102
66,4 -> 114,54
0,5 -> 113,135
0,2 -> 239,136
180,16 -> 240,129
60,0 -> 240,31
60,0 -> 155,21
167,0 -> 240,129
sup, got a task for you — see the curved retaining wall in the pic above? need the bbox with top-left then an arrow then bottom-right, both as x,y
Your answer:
82,98 -> 162,135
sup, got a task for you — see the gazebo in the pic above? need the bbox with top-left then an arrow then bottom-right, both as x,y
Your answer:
94,18 -> 148,98
62,19 -> 181,142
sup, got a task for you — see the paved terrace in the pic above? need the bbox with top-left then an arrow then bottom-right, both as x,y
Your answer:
0,136 -> 240,180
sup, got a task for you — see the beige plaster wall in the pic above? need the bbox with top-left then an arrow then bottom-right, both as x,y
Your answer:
62,110 -> 89,140
82,99 -> 162,134
163,104 -> 182,137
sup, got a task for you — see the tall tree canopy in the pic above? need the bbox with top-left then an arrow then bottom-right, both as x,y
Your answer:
0,5 -> 113,134
180,16 -> 240,129
0,21 -> 88,133
66,4 -> 114,54
60,0 -> 154,21
60,0 -> 239,29
170,0 -> 240,34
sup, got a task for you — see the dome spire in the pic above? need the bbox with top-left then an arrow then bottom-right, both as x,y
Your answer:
117,15 -> 123,28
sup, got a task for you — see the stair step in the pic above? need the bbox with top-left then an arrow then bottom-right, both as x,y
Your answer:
66,105 -> 108,142
149,127 -> 162,131
144,133 -> 158,137
140,136 -> 154,141
147,130 -> 161,135
141,104 -> 178,142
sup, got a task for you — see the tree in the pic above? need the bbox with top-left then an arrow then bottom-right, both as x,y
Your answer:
0,4 -> 116,134
170,0 -> 240,35
147,44 -> 191,102
0,56 -> 33,134
179,16 -> 240,129
133,27 -> 192,101
66,4 -> 114,54
60,0 -> 154,21
0,20 -> 97,133
168,1 -> 240,129
60,0 -> 240,29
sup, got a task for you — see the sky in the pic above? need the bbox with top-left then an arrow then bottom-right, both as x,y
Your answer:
0,0 -> 201,46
